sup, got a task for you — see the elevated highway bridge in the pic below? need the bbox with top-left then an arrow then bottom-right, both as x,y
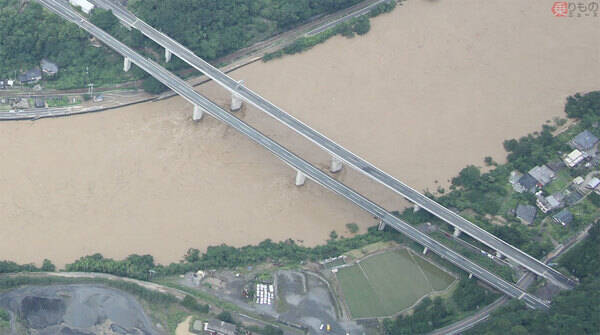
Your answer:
88,0 -> 576,290
35,0 -> 564,309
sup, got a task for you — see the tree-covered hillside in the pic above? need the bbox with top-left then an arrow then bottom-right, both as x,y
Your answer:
130,0 -> 364,60
0,0 -> 380,90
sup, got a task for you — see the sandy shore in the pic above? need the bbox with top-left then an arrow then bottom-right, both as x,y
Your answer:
1,0 -> 598,267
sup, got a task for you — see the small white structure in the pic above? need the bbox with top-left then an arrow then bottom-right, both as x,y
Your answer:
70,0 -> 95,14
564,149 -> 585,168
573,176 -> 584,185
586,177 -> 600,189
255,283 -> 274,305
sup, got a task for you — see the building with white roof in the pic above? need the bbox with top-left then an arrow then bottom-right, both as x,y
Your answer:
69,0 -> 95,14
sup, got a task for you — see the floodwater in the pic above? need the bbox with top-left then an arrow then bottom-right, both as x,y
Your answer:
1,0 -> 598,267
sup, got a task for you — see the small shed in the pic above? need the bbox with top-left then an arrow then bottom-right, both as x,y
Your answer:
553,209 -> 574,226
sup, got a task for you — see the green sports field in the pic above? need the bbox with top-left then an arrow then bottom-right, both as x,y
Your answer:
336,249 -> 455,318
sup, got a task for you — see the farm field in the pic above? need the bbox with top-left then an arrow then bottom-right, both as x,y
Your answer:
336,249 -> 455,318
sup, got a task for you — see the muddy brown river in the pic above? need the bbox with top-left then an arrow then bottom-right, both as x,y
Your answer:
1,0 -> 598,267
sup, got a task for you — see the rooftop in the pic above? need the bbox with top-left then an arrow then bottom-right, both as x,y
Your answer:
553,209 -> 574,225
516,204 -> 537,225
205,320 -> 237,335
528,165 -> 555,186
41,59 -> 59,74
518,173 -> 538,192
572,130 -> 599,151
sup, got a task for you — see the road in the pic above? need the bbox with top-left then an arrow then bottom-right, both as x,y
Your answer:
37,0 -> 551,310
429,221 -> 594,334
0,106 -> 85,120
87,0 -> 575,290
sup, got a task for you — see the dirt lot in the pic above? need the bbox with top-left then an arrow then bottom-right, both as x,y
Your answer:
0,284 -> 161,334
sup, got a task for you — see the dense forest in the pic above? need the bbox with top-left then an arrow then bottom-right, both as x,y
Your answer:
0,0 -> 392,90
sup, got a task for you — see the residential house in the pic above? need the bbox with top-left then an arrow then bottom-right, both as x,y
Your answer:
18,68 -> 42,84
199,320 -> 236,335
573,176 -> 584,185
40,59 -> 59,76
536,192 -> 564,213
564,149 -> 585,168
571,130 -> 599,152
515,204 -> 537,225
518,173 -> 538,193
528,165 -> 555,186
553,209 -> 574,226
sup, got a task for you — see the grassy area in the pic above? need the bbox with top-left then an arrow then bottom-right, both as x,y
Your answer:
336,249 -> 455,318
545,169 -> 573,194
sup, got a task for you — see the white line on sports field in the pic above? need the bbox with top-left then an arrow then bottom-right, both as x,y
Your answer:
357,260 -> 371,281
408,250 -> 433,292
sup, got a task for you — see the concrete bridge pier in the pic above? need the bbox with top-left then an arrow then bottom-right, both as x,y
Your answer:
193,105 -> 205,121
231,80 -> 244,112
377,220 -> 386,231
330,156 -> 343,173
165,49 -> 172,63
123,57 -> 132,72
453,227 -> 462,237
469,273 -> 473,279
422,247 -> 428,255
413,204 -> 421,212
295,170 -> 307,186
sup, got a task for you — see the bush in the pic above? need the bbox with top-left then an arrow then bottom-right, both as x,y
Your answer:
0,308 -> 9,322
346,223 -> 359,233
181,295 -> 209,313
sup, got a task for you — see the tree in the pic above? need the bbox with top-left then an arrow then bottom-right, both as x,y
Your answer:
217,311 -> 234,323
353,16 -> 370,35
41,259 -> 55,272
90,8 -> 119,33
142,77 -> 167,94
